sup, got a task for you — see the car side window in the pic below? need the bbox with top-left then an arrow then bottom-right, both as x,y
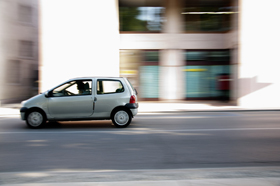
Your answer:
97,80 -> 124,95
52,80 -> 92,97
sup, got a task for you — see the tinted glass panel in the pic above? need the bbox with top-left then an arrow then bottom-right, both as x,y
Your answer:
185,50 -> 230,62
144,51 -> 159,62
183,0 -> 232,32
140,66 -> 159,98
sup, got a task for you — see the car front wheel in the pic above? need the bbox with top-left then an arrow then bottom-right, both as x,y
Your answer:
112,109 -> 131,128
26,110 -> 46,129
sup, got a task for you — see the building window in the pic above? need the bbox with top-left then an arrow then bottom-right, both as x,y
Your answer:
184,50 -> 231,100
18,5 -> 33,23
7,60 -> 20,84
19,40 -> 33,57
182,0 -> 232,32
119,0 -> 165,32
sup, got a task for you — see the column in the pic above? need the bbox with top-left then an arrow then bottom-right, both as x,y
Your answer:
159,0 -> 185,100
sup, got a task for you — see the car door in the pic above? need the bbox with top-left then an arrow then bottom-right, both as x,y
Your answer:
93,79 -> 128,118
48,79 -> 94,119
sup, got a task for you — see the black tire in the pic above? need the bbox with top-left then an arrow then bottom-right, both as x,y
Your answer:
26,110 -> 46,129
111,109 -> 132,128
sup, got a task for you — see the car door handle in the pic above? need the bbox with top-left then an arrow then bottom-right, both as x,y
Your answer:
93,97 -> 97,110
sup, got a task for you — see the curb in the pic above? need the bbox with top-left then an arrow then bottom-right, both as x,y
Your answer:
138,109 -> 280,114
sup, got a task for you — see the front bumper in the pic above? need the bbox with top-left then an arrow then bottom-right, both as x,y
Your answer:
20,107 -> 28,120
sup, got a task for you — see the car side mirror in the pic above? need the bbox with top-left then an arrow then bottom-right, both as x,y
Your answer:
45,91 -> 51,98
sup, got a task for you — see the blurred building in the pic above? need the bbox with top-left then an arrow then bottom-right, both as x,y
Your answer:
39,0 -> 280,107
0,0 -> 39,104
119,0 -> 237,101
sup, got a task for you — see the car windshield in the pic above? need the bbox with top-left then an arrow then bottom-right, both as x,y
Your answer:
54,81 -> 75,92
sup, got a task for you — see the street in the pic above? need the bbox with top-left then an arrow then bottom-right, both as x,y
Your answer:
0,111 -> 280,184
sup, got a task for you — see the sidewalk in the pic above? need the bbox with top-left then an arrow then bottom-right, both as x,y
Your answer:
1,167 -> 280,186
138,101 -> 280,113
1,101 -> 280,117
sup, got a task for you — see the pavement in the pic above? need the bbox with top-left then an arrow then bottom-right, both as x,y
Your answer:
1,101 -> 280,185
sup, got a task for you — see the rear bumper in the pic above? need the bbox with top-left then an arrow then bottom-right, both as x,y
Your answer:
130,108 -> 138,116
125,103 -> 138,117
125,103 -> 138,109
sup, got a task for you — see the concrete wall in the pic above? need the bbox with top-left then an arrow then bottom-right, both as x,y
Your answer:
120,33 -> 229,50
238,0 -> 280,108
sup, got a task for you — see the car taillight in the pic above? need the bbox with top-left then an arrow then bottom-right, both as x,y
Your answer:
130,95 -> 136,104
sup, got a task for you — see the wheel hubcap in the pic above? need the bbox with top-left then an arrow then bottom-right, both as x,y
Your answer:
114,111 -> 129,126
28,112 -> 43,127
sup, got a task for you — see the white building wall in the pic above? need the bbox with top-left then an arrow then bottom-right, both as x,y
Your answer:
238,0 -> 280,108
40,0 -> 120,92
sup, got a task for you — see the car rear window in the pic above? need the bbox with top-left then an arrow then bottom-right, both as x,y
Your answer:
97,80 -> 124,94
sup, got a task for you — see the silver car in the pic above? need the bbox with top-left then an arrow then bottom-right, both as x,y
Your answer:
20,77 -> 138,128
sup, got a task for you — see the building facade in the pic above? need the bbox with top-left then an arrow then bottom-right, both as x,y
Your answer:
39,0 -> 280,108
0,0 -> 39,104
119,0 -> 238,101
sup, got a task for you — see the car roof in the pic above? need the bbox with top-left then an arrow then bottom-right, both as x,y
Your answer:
68,77 -> 125,81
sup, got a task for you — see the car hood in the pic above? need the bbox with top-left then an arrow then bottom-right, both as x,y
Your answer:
21,93 -> 47,108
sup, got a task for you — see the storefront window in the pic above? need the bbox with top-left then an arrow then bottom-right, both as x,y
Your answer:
120,50 -> 159,100
185,50 -> 230,63
186,51 -> 208,61
144,51 -> 159,62
184,50 -> 231,100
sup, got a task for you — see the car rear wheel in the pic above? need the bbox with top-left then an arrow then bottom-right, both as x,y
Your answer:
26,110 -> 46,129
112,109 -> 131,128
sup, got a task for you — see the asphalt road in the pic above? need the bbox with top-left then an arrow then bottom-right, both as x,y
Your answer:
1,111 -> 280,173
